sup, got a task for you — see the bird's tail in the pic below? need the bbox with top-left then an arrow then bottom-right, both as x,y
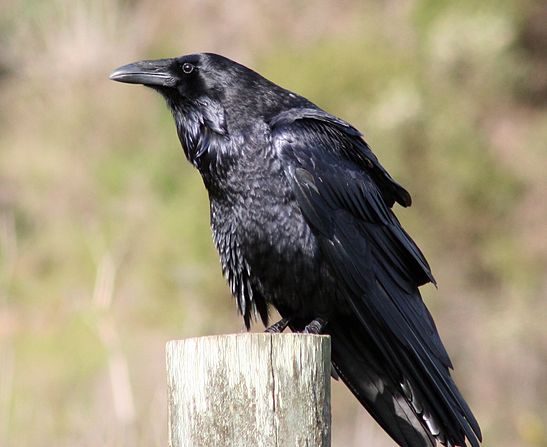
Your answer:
328,315 -> 480,447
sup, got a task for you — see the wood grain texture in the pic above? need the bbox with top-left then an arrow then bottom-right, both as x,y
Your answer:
166,333 -> 331,447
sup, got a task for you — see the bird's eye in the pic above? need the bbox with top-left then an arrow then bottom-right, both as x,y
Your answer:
182,63 -> 194,74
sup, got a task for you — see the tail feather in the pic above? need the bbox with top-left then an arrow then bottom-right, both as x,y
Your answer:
330,318 -> 435,447
328,316 -> 480,447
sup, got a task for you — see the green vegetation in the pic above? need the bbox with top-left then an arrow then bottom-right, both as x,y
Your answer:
1,1 -> 545,446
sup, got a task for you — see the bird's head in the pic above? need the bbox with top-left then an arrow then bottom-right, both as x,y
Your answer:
110,52 -> 307,119
110,53 -> 245,164
111,53 -> 237,111
110,53 -> 309,168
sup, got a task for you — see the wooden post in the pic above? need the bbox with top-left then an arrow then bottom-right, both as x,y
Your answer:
166,333 -> 331,447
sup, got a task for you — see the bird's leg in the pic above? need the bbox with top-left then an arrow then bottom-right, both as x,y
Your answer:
265,317 -> 291,333
303,317 -> 328,334
302,317 -> 336,378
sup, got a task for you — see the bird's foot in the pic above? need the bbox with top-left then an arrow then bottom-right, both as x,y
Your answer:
302,317 -> 335,377
303,317 -> 328,334
265,317 -> 291,333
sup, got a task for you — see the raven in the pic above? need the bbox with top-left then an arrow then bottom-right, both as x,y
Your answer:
110,53 -> 481,447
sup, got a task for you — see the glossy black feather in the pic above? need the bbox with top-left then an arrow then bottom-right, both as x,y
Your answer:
110,52 -> 482,447
274,120 -> 480,446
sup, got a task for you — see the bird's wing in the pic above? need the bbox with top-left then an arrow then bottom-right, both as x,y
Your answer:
270,109 -> 481,447
270,107 -> 413,209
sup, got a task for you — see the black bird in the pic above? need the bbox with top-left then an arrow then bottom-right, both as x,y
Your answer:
110,53 -> 481,447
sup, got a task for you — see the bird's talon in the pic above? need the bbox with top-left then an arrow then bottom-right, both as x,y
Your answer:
303,317 -> 327,334
265,317 -> 291,333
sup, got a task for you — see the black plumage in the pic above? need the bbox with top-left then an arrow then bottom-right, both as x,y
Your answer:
110,53 -> 482,447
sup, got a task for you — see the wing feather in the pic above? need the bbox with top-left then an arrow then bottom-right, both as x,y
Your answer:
271,111 -> 481,447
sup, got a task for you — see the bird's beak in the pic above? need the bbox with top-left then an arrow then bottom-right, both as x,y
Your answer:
109,59 -> 176,87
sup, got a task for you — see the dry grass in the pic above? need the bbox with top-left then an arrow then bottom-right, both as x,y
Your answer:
1,1 -> 546,446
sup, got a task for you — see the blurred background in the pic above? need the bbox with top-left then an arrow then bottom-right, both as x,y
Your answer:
1,0 -> 546,446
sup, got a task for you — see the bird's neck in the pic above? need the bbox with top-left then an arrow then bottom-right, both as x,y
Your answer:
167,98 -> 238,199
168,98 -> 228,168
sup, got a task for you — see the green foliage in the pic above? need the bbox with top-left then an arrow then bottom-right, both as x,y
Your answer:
1,0 -> 546,446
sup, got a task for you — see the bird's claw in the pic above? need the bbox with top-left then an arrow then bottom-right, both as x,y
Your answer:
265,317 -> 291,333
303,317 -> 328,334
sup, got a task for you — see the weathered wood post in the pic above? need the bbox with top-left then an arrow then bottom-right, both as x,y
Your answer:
166,333 -> 331,447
